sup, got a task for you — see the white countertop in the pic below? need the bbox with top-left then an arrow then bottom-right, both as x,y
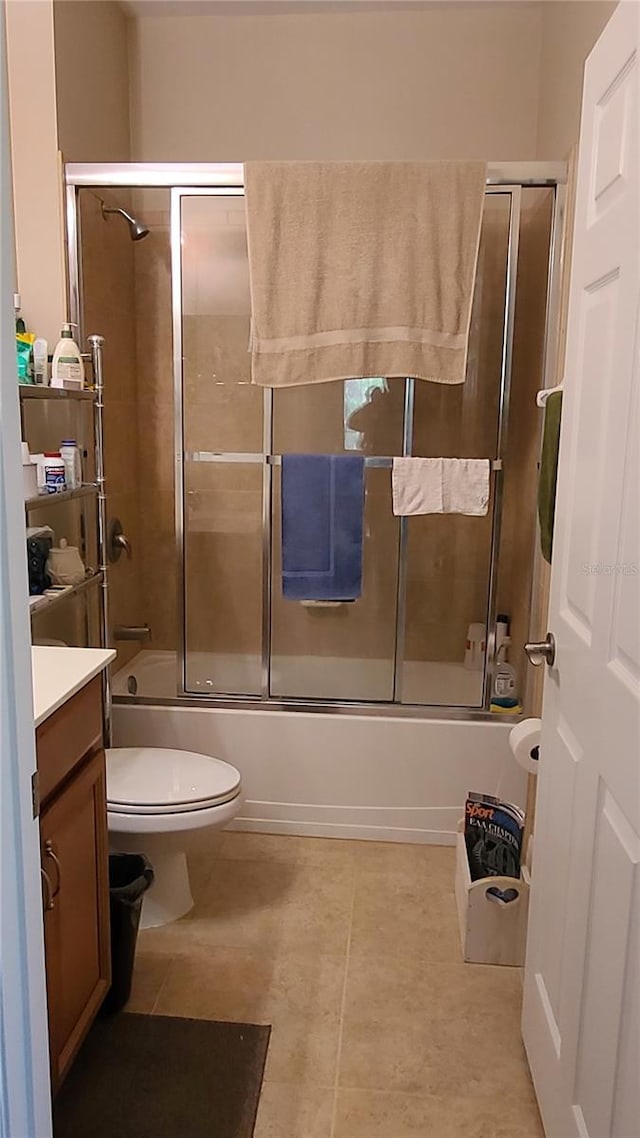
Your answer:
32,646 -> 116,728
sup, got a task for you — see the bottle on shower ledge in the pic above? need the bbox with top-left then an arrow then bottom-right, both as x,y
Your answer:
490,636 -> 521,713
495,613 -> 510,657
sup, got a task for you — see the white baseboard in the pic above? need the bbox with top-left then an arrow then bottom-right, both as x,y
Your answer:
229,799 -> 459,844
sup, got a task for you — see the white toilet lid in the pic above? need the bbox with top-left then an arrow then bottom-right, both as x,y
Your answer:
106,748 -> 241,815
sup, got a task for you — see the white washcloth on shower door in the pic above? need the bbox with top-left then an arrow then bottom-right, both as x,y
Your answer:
392,458 -> 442,516
392,457 -> 490,516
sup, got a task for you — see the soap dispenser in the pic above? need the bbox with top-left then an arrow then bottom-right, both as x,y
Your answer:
51,323 -> 85,389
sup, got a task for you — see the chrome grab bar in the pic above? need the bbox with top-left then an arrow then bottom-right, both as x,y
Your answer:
184,452 -> 503,471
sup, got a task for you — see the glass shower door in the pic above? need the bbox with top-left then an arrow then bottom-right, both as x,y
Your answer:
179,191 -> 265,695
176,186 -> 519,707
270,378 -> 405,701
399,191 -> 514,706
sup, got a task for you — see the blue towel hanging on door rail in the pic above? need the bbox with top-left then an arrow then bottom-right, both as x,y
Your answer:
281,454 -> 365,601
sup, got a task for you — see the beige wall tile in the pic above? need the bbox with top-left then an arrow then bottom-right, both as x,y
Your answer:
79,191 -> 142,663
130,218 -> 179,653
274,378 -> 405,457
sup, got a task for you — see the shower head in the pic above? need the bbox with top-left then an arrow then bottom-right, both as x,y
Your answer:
100,201 -> 150,242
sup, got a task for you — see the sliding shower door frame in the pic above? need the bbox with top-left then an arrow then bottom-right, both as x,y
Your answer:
66,162 -> 567,719
481,184 -> 522,707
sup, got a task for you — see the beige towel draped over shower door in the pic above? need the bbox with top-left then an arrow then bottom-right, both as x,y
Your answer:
244,160 -> 487,388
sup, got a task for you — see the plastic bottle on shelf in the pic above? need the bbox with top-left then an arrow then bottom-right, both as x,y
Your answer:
51,323 -> 85,389
14,293 -> 26,334
60,440 -> 82,490
33,338 -> 49,385
43,453 -> 66,495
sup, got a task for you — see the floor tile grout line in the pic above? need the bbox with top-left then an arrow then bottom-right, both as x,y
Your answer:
149,958 -> 174,1016
329,868 -> 357,1138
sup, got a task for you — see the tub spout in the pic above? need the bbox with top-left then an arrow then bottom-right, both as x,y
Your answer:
113,625 -> 151,642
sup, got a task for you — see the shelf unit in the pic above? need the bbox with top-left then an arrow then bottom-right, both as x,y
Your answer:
20,372 -> 105,642
25,484 -> 97,512
28,572 -> 104,618
19,385 -> 96,403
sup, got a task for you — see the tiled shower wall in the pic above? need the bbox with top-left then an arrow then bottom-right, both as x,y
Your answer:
132,208 -> 176,654
80,191 -> 143,668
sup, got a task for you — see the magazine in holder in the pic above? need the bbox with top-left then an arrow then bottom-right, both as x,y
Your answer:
455,819 -> 531,967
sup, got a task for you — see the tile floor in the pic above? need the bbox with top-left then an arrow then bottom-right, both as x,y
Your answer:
130,832 -> 544,1137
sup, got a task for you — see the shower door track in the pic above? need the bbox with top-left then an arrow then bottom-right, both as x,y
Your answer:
65,162 -> 567,718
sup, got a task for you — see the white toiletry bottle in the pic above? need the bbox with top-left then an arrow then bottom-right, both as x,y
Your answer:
495,613 -> 510,656
43,452 -> 67,494
33,338 -> 49,385
51,323 -> 84,389
60,440 -> 82,490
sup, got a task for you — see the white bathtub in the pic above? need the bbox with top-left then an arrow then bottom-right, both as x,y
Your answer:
112,650 -> 526,846
113,648 -> 485,705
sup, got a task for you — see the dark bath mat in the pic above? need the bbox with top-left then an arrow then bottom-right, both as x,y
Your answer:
53,1013 -> 271,1138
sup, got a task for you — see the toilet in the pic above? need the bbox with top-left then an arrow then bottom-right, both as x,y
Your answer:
106,748 -> 243,929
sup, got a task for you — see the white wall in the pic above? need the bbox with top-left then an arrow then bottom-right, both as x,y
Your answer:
5,0 -> 66,343
128,3 -> 543,161
4,0 -> 133,343
536,0 -> 617,158
53,0 -> 131,162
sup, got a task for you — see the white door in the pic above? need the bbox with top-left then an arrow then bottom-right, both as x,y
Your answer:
522,4 -> 640,1137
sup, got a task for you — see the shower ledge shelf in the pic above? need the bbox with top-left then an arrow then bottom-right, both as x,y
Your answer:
25,484 -> 98,512
29,571 -> 104,620
19,385 -> 96,402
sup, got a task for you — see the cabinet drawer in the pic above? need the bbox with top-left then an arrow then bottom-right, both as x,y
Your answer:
37,676 -> 103,805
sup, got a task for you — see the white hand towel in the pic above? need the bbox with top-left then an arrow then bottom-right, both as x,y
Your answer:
445,458 -> 490,516
392,458 -> 443,516
392,457 -> 490,516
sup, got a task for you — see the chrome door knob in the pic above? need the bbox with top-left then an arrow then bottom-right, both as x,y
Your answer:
524,633 -> 556,667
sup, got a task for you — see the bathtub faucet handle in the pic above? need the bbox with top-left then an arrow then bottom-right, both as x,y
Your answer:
109,518 -> 132,562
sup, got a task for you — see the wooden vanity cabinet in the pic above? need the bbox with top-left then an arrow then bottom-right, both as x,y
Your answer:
36,675 -> 111,1092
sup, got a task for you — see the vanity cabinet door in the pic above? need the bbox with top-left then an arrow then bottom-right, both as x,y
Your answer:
41,748 -> 111,1092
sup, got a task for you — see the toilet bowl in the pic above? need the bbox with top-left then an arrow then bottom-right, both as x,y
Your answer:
106,747 -> 242,929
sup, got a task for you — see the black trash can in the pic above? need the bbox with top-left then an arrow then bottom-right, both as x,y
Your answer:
103,853 -> 154,1014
